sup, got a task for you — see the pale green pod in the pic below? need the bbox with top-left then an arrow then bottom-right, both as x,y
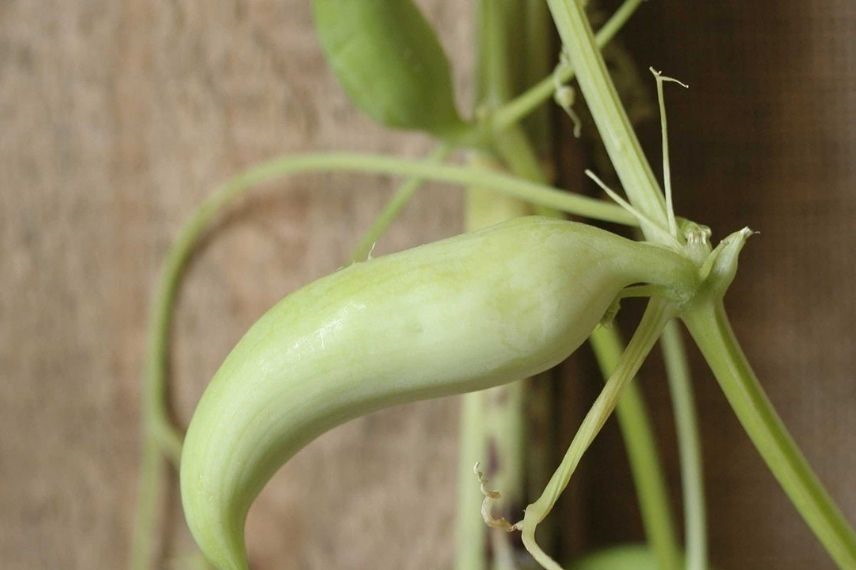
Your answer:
180,217 -> 697,570
313,0 -> 468,138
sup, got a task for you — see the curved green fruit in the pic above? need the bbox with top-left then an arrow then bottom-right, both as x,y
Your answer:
180,217 -> 697,569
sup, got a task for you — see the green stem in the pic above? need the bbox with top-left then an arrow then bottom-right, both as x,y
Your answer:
682,302 -> 856,568
492,117 -> 560,218
206,153 -> 631,225
130,438 -> 163,570
457,387 -> 489,570
661,320 -> 707,570
146,149 -> 634,463
589,326 -> 681,570
518,0 -> 553,154
545,0 -> 669,241
145,266 -> 188,466
493,0 -> 644,133
350,144 -> 452,263
520,299 -> 675,570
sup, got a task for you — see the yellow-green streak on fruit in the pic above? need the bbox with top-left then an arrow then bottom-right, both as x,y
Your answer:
180,217 -> 696,570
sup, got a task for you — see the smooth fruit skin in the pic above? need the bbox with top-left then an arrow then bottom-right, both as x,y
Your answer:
180,217 -> 694,569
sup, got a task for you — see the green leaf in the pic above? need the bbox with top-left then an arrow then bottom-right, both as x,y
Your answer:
313,0 -> 467,138
568,544 -> 659,570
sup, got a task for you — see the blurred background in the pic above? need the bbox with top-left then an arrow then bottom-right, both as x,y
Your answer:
1,1 -> 854,568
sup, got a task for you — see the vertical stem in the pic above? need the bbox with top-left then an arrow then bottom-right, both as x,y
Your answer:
518,0 -> 553,155
661,321 -> 707,570
130,439 -> 163,570
545,0 -> 670,242
590,326 -> 682,570
682,302 -> 856,568
457,390 -> 489,570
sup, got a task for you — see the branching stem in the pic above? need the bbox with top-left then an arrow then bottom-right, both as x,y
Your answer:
492,0 -> 645,132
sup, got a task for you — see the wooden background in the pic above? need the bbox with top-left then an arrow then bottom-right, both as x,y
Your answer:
1,1 -> 853,568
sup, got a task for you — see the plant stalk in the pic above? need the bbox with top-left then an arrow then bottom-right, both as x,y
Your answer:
589,326 -> 682,570
682,301 -> 856,568
661,320 -> 707,570
492,0 -> 644,133
545,0 -> 669,241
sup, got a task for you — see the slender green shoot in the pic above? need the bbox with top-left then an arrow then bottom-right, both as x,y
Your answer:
584,169 -> 678,248
350,144 -> 452,263
661,321 -> 707,570
650,68 -> 688,239
589,326 -> 682,570
457,392 -> 489,570
683,303 -> 856,568
130,439 -> 164,570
